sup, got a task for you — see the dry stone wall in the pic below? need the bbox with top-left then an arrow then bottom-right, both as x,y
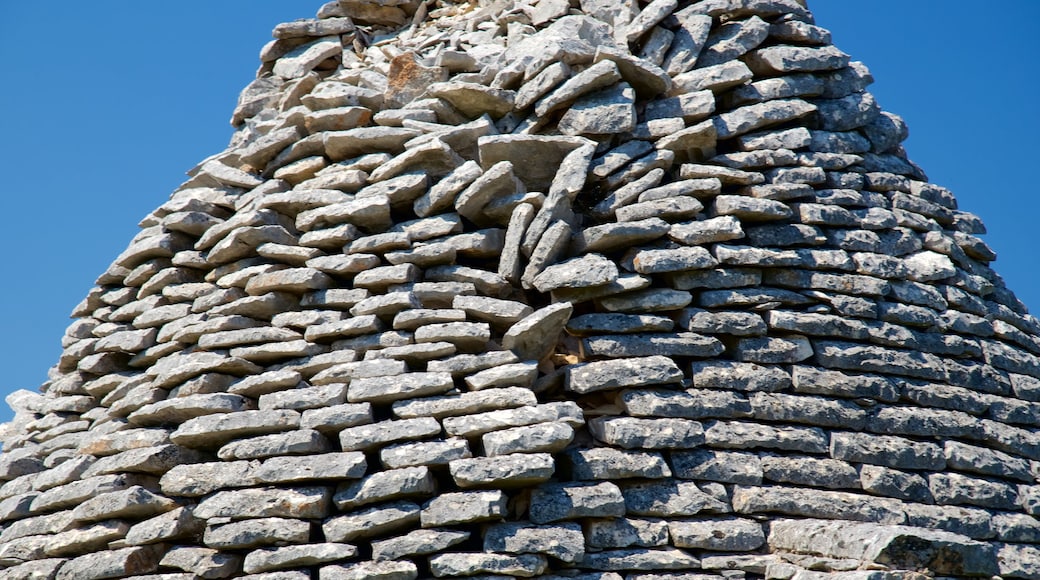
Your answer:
2,0 -> 1040,578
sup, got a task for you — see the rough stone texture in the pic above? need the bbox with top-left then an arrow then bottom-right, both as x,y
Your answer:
2,1 -> 1038,579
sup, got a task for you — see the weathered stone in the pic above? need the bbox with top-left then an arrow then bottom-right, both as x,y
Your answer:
195,486 -> 330,520
568,355 -> 683,394
204,517 -> 310,550
54,546 -> 163,580
670,518 -> 765,551
567,447 -> 671,480
243,543 -> 357,574
769,519 -> 998,577
372,528 -> 469,562
320,561 -> 418,580
429,552 -> 548,578
420,490 -> 507,527
322,501 -> 420,542
334,466 -> 436,510
530,482 -> 626,523
590,417 -> 704,449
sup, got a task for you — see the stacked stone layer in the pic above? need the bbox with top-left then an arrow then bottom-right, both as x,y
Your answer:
2,0 -> 1040,578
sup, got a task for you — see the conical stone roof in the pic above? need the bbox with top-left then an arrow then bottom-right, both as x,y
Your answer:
2,0 -> 1040,578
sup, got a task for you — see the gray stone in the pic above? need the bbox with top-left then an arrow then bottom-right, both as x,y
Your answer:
195,486 -> 330,520
632,246 -> 717,274
760,456 -> 859,489
714,99 -> 817,139
371,529 -> 469,561
256,452 -> 367,484
429,553 -> 548,578
381,439 -> 471,469
578,548 -> 700,571
420,490 -> 507,527
559,83 -> 637,136
482,422 -> 574,456
532,254 -> 619,293
124,506 -> 204,546
322,501 -> 419,542
859,465 -> 933,504
622,388 -> 752,421
346,372 -> 454,404
567,447 -> 671,480
663,9 -> 713,74
691,360 -> 792,392
670,518 -> 765,551
160,546 -> 240,578
672,449 -> 763,484
769,519 -> 998,577
319,561 -> 418,580
745,44 -> 850,75
334,466 -> 436,510
567,313 -> 674,336
590,417 -> 704,449
170,409 -> 299,448
831,432 -> 946,470
71,485 -> 176,523
243,543 -> 357,574
502,302 -> 573,361
568,355 -> 683,394
484,522 -> 585,563
705,421 -> 828,453
733,486 -> 905,525
582,332 -> 724,358
529,481 -> 626,523
669,216 -> 744,245
585,517 -> 669,548
54,545 -> 163,580
217,429 -> 330,460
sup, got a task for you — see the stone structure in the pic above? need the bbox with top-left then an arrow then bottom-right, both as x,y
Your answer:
2,0 -> 1039,578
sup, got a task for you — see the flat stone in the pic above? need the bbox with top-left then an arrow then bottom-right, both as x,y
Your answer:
320,561 -> 418,580
632,246 -> 717,274
429,553 -> 548,578
744,44 -> 850,75
706,421 -> 828,453
733,486 -> 905,525
71,485 -> 176,523
567,356 -> 683,394
585,517 -> 669,549
334,466 -> 436,510
420,490 -> 508,527
532,254 -> 619,293
769,519 -> 998,577
529,481 -> 626,523
346,372 -> 454,404
482,422 -> 575,456
54,545 -> 163,580
567,448 -> 671,480
566,313 -> 674,336
203,517 -> 310,550
715,98 -> 817,139
194,486 -> 330,520
536,60 -> 622,117
256,452 -> 367,484
243,543 -> 358,574
449,453 -> 555,488
322,501 -> 420,542
590,417 -> 704,449
558,83 -> 637,136
371,529 -> 470,562
428,81 -> 515,118
380,439 -> 471,469
502,302 -> 573,361
670,518 -> 765,551
582,332 -> 724,358
273,36 -> 342,79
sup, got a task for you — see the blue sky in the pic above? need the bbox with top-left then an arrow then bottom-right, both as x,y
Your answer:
0,1 -> 1037,422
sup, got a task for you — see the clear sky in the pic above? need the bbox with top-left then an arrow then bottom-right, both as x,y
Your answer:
0,1 -> 1037,423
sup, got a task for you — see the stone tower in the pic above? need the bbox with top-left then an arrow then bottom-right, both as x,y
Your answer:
2,0 -> 1039,578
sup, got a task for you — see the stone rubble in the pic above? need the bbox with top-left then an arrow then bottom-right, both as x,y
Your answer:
1,0 -> 1039,579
